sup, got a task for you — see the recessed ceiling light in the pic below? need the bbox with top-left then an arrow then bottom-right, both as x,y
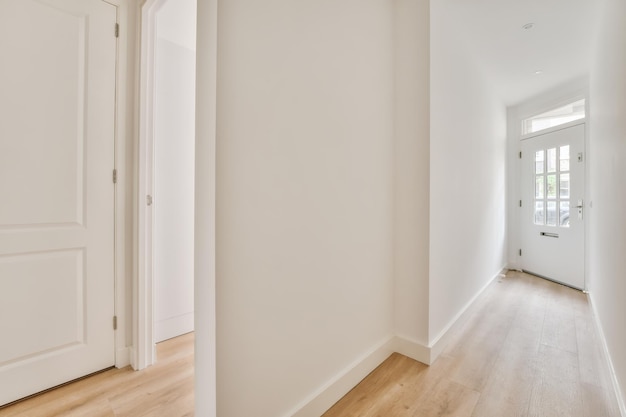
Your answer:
523,23 -> 535,30
535,70 -> 543,75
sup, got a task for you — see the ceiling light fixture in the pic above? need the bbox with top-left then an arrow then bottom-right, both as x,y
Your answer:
535,70 -> 543,75
522,23 -> 535,30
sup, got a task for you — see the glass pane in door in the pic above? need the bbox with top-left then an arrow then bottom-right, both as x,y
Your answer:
534,201 -> 545,225
560,173 -> 570,198
560,201 -> 570,227
547,201 -> 557,226
535,150 -> 545,174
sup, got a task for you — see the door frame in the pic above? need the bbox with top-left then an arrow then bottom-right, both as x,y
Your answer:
135,0 -> 217,413
519,120 -> 587,289
108,0 -> 135,369
507,85 -> 590,290
135,0 -> 168,369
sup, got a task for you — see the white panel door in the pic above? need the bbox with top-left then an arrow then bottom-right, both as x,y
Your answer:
0,0 -> 116,405
520,123 -> 585,289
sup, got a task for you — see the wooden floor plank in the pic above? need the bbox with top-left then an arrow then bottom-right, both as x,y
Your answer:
0,333 -> 194,417
527,344 -> 584,417
411,377 -> 480,417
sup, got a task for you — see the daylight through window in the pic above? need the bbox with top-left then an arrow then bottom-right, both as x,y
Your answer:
522,99 -> 586,135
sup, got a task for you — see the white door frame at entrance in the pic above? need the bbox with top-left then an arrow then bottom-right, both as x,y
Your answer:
506,82 -> 588,274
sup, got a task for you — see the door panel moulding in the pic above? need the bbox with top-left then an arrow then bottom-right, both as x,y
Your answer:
0,0 -> 123,404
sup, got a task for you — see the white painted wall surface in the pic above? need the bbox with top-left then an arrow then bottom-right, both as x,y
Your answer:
194,0 -> 218,414
393,0 -> 430,347
215,1 -> 395,416
153,0 -> 196,343
429,2 -> 507,342
588,0 -> 626,410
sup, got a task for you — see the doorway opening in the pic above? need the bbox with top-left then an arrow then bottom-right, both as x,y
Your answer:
138,0 -> 197,368
518,98 -> 587,290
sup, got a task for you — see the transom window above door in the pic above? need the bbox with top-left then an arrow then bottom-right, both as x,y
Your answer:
522,99 -> 586,135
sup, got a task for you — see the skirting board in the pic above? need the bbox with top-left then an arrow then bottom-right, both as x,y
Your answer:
286,268 -> 507,416
155,312 -> 195,343
393,336 -> 431,365
286,336 -> 433,417
588,293 -> 626,417
428,268 -> 507,363
287,336 -> 398,417
115,347 -> 131,368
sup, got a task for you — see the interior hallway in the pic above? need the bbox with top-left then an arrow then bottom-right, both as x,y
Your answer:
324,271 -> 620,417
0,272 -> 620,417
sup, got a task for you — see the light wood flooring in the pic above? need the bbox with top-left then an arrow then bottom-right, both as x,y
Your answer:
323,271 -> 621,417
1,272 -> 621,417
0,333 -> 194,417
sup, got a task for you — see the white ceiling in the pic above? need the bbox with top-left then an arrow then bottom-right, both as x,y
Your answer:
438,0 -> 600,106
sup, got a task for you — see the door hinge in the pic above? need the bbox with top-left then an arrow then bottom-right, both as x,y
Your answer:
519,151 -> 522,159
519,200 -> 522,207
147,195 -> 153,206
519,249 -> 522,256
113,169 -> 118,184
578,152 -> 583,162
113,316 -> 118,330
115,23 -> 120,38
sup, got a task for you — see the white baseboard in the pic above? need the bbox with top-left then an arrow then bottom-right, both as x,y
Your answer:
428,268 -> 506,363
587,293 -> 626,417
392,336 -> 431,365
115,347 -> 131,368
285,269 -> 508,416
286,336 -> 432,417
155,312 -> 194,343
287,336 -> 397,417
506,261 -> 522,272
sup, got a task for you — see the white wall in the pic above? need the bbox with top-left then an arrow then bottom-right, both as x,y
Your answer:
153,0 -> 196,342
588,0 -> 626,410
194,0 -> 217,414
429,1 -> 507,342
393,0 -> 430,348
215,1 -> 395,416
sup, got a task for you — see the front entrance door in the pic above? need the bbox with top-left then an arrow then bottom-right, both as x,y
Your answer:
0,0 -> 117,405
520,123 -> 585,289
